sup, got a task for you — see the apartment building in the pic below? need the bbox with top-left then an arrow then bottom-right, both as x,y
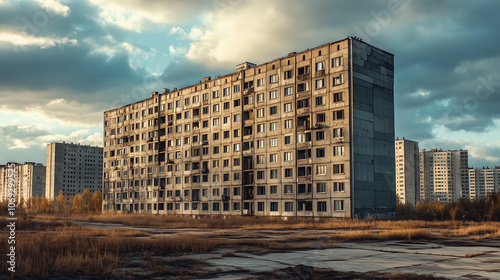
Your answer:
46,142 -> 103,199
102,36 -> 395,218
469,167 -> 500,200
420,149 -> 469,202
0,162 -> 45,203
395,138 -> 419,207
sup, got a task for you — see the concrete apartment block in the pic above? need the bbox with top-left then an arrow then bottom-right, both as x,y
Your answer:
102,37 -> 395,218
46,142 -> 103,199
395,138 -> 419,207
0,162 -> 45,203
469,166 -> 500,200
420,149 -> 469,203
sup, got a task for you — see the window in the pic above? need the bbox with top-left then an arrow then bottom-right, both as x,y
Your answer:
334,200 -> 344,211
234,187 -> 241,196
223,87 -> 230,96
269,138 -> 278,147
284,119 -> 293,129
243,81 -> 253,89
334,182 -> 345,192
233,99 -> 240,107
233,114 -> 240,122
234,129 -> 240,137
269,90 -> 278,100
270,185 -> 278,194
223,131 -> 230,139
284,135 -> 292,145
298,66 -> 310,75
257,93 -> 265,103
233,143 -> 240,152
297,132 -> 311,143
316,79 -> 325,89
213,203 -> 220,211
193,95 -> 199,103
270,202 -> 278,211
316,131 -> 325,141
297,166 -> 312,176
223,116 -> 230,124
257,108 -> 264,118
315,96 -> 324,106
270,169 -> 278,179
333,74 -> 344,86
256,155 -> 265,164
202,93 -> 209,101
284,70 -> 293,79
333,146 -> 344,156
316,148 -> 325,158
213,118 -> 220,126
257,171 -> 265,179
317,165 -> 326,176
284,87 -> 293,96
270,106 -> 278,115
285,202 -> 293,212
203,106 -> 209,114
257,124 -> 265,133
284,184 -> 293,194
233,84 -> 240,93
297,82 -> 310,93
333,164 -> 345,174
269,153 -> 277,163
333,128 -> 344,138
317,201 -> 327,212
317,113 -> 326,123
213,104 -> 219,112
284,103 -> 293,112
333,92 -> 343,102
270,122 -> 278,131
315,62 -> 325,71
223,102 -> 230,110
257,186 -> 266,195
316,183 -> 327,195
256,78 -> 265,87
257,202 -> 265,211
269,74 -> 278,84
333,110 -> 344,120
332,56 -> 343,67
284,152 -> 293,161
257,139 -> 265,149
297,99 -> 309,109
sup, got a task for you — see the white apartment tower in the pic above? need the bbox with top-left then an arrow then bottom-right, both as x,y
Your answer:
0,162 -> 45,203
420,149 -> 468,202
395,138 -> 419,207
468,167 -> 500,200
45,142 -> 103,199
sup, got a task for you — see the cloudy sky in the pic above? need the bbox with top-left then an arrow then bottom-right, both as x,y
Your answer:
0,0 -> 499,168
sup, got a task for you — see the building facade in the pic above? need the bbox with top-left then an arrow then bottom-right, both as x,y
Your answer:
102,37 -> 395,218
0,162 -> 45,203
420,149 -> 469,203
395,138 -> 419,207
468,167 -> 500,200
46,142 -> 103,199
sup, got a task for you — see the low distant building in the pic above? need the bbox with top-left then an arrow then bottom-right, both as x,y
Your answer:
420,149 -> 468,202
468,166 -> 500,200
395,138 -> 419,207
46,142 -> 103,200
0,162 -> 46,203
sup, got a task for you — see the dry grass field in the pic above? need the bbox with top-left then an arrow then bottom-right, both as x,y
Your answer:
1,214 -> 499,278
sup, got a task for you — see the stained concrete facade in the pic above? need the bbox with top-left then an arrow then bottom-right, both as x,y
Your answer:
0,162 -> 45,203
102,37 -> 395,218
468,167 -> 500,200
45,142 -> 103,199
420,149 -> 469,203
395,138 -> 419,207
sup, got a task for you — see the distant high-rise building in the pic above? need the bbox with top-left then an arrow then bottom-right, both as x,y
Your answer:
102,37 -> 396,218
468,166 -> 500,200
45,142 -> 103,199
395,138 -> 419,207
0,162 -> 46,203
420,149 -> 468,202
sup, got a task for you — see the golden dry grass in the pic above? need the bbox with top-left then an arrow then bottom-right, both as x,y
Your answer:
333,229 -> 435,241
